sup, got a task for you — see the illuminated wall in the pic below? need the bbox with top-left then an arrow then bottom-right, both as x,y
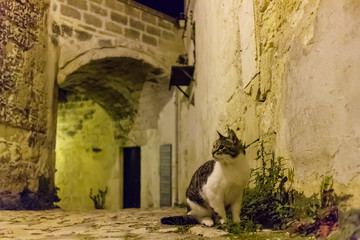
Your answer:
56,93 -> 120,210
178,0 -> 360,206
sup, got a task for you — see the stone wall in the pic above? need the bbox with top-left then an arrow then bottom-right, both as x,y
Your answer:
48,0 -> 182,209
0,0 -> 58,209
50,0 -> 182,80
178,0 -> 360,206
55,92 -> 120,210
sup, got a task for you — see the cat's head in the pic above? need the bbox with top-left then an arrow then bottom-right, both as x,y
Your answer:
211,129 -> 245,163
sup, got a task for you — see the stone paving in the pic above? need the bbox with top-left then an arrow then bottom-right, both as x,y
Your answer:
0,207 -> 229,240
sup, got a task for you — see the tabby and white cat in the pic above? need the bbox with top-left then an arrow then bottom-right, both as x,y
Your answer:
161,129 -> 250,226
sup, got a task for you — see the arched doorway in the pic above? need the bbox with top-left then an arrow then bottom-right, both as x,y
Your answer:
55,56 -> 173,209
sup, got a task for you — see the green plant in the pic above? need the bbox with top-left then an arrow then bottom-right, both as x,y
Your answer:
239,141 -> 351,236
89,187 -> 108,209
241,141 -> 293,230
217,218 -> 260,234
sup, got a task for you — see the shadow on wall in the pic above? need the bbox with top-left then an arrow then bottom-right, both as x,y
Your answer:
55,57 -> 173,210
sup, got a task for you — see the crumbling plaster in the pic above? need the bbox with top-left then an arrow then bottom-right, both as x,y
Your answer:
56,94 -> 119,210
179,0 -> 360,206
0,0 -> 59,209
280,0 -> 360,204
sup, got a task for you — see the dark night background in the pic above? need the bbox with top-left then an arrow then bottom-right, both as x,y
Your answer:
133,0 -> 184,19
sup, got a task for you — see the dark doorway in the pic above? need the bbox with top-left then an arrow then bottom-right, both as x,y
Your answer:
123,147 -> 141,208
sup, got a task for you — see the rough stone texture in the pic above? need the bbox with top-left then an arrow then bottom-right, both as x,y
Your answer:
279,0 -> 360,202
0,207 -> 232,239
105,0 -> 124,12
110,11 -> 128,25
142,34 -> 157,46
75,30 -> 93,41
130,18 -> 145,31
158,19 -> 172,30
56,93 -> 120,210
124,28 -> 140,40
84,13 -> 102,28
57,56 -> 175,209
0,0 -> 58,209
178,0 -> 360,207
90,3 -> 107,16
124,4 -> 140,19
142,11 -> 157,25
52,0 -> 181,51
60,4 -> 81,20
146,25 -> 161,36
67,0 -> 88,10
105,21 -> 123,34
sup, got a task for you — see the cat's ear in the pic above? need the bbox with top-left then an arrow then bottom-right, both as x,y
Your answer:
229,129 -> 238,143
217,131 -> 225,139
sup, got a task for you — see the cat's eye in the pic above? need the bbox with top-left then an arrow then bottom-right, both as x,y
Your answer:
219,145 -> 224,149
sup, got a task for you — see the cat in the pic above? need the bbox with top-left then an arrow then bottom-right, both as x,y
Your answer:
161,129 -> 250,226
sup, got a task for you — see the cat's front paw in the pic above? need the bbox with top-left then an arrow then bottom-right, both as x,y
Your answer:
201,217 -> 214,227
220,219 -> 226,224
233,216 -> 240,223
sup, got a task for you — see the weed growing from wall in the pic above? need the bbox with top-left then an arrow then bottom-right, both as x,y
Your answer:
89,187 -> 108,209
219,141 -> 352,238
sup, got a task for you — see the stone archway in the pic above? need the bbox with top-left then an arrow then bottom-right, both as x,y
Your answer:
55,52 -> 174,209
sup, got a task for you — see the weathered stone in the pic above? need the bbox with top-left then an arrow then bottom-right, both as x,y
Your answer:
90,0 -> 103,4
98,39 -> 112,47
52,22 -> 60,36
61,24 -> 73,37
79,25 -> 96,32
84,13 -> 102,28
124,5 -> 140,19
67,0 -> 88,11
105,22 -> 123,34
146,25 -> 161,36
105,0 -> 124,12
162,30 -> 175,41
142,12 -> 157,25
158,18 -> 172,29
124,28 -> 140,40
90,3 -> 107,16
142,33 -> 157,46
110,12 -> 128,25
75,30 -> 93,41
60,5 -> 81,20
130,18 -> 145,31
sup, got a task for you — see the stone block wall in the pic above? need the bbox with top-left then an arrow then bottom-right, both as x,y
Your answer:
0,0 -> 58,209
50,0 -> 182,71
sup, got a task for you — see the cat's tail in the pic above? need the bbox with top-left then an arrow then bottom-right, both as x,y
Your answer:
161,215 -> 199,225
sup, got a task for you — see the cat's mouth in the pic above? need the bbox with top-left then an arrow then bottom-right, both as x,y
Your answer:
212,151 -> 237,160
212,150 -> 237,158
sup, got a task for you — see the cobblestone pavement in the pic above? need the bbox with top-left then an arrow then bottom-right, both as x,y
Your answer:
0,207 -> 229,240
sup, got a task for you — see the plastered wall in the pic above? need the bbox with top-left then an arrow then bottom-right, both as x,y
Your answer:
55,93 -> 120,210
178,0 -> 360,206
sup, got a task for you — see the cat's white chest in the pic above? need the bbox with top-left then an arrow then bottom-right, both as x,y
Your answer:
202,155 -> 250,205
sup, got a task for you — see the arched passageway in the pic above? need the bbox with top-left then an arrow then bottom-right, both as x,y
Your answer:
55,56 -> 175,209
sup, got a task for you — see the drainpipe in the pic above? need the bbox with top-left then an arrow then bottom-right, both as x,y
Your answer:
175,90 -> 179,205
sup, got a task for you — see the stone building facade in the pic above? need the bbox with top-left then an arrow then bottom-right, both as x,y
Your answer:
178,0 -> 360,207
0,0 -> 360,210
